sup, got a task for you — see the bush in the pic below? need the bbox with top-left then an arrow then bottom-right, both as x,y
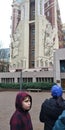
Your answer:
0,83 -> 20,89
0,82 -> 56,90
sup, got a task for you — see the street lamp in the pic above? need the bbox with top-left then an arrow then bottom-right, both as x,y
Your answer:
20,70 -> 22,91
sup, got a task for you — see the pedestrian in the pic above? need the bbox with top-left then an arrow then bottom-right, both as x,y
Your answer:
39,84 -> 65,130
53,110 -> 65,130
10,91 -> 33,130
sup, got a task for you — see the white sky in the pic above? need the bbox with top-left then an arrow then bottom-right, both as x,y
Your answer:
0,1 -> 12,48
58,0 -> 65,24
0,0 -> 65,48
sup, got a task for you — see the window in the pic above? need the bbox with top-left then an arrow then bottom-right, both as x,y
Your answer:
32,39 -> 35,45
32,10 -> 35,16
60,60 -> 65,72
32,28 -> 35,35
31,50 -> 34,56
31,61 -> 34,67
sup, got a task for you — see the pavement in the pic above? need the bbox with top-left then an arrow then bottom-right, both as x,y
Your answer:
0,91 -> 65,130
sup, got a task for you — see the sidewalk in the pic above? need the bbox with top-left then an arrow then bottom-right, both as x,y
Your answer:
0,91 -> 65,130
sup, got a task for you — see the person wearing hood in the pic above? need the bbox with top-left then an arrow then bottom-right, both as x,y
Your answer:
10,91 -> 33,130
39,85 -> 65,130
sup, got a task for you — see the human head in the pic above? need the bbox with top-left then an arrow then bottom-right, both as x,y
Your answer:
22,96 -> 31,111
51,85 -> 63,98
15,91 -> 32,111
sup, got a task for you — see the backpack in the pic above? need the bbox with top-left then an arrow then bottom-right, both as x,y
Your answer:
53,110 -> 65,130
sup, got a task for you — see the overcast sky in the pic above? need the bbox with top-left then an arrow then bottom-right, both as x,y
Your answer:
0,1 -> 12,48
0,0 -> 65,48
58,0 -> 65,24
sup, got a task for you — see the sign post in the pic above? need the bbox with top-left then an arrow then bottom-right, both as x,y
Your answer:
20,70 -> 22,91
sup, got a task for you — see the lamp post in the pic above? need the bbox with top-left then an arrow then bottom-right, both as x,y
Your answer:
20,70 -> 22,91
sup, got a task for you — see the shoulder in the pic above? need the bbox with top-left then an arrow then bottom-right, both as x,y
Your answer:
41,98 -> 58,114
10,110 -> 22,124
42,98 -> 55,107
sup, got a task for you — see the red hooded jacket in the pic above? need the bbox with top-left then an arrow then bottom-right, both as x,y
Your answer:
10,91 -> 33,130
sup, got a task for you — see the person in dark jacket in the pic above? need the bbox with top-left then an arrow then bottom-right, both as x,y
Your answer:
53,110 -> 65,130
39,85 -> 65,130
10,91 -> 33,130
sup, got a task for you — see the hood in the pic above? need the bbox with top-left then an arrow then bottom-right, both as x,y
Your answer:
51,85 -> 63,97
15,91 -> 32,111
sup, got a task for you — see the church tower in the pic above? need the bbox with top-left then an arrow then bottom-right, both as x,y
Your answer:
10,0 -> 62,71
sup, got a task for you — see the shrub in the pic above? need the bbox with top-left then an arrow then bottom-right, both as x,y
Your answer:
0,82 -> 56,90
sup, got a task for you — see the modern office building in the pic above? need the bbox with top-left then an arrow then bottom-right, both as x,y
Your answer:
10,0 -> 62,71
